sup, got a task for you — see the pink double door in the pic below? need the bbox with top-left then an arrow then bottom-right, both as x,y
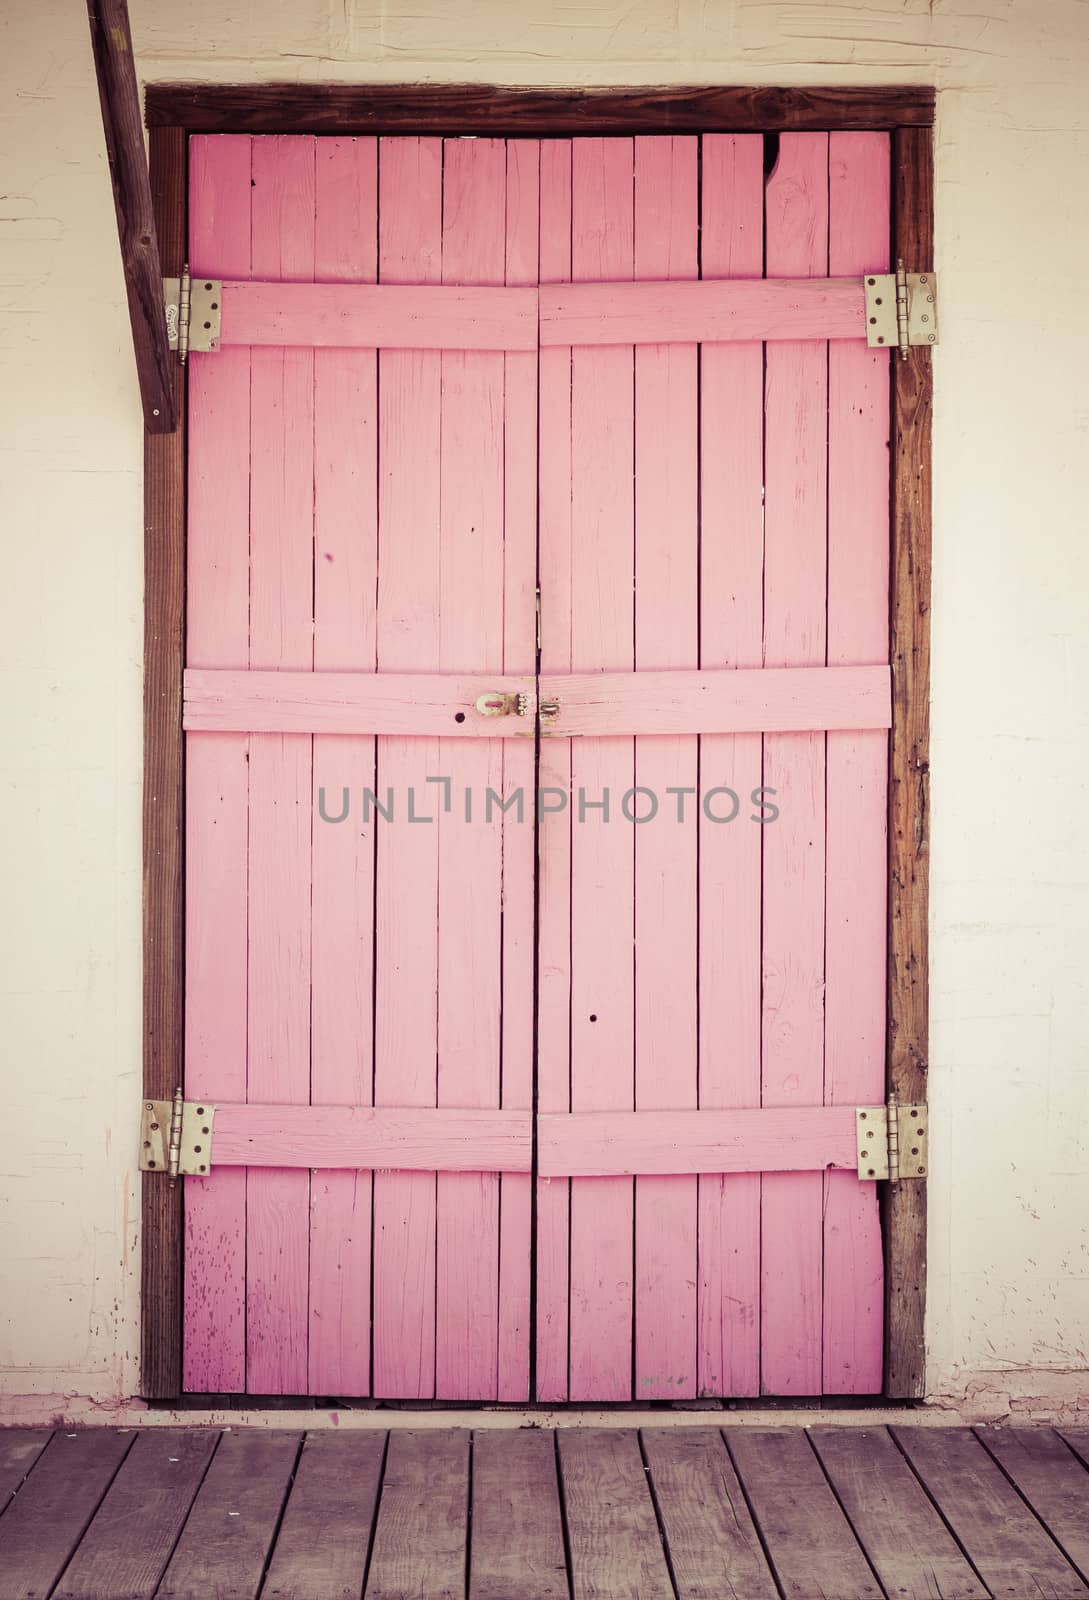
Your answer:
183,131 -> 891,1400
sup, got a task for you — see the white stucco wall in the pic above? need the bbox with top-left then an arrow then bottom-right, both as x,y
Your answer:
2,0 -> 1087,1419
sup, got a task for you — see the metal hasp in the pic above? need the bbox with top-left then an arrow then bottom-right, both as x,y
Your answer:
164,269 -> 222,362
856,1099 -> 928,1182
475,690 -> 530,717
140,1091 -> 217,1182
864,262 -> 938,356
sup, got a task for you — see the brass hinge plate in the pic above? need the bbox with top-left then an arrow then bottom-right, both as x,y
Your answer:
895,1102 -> 929,1180
864,265 -> 938,354
164,270 -> 222,362
856,1102 -> 927,1182
140,1091 -> 216,1179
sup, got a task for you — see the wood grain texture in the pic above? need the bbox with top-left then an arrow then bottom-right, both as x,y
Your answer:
726,1429 -> 883,1599
539,1106 -> 863,1177
262,1431 -> 385,1600
567,137 -> 637,1403
541,275 -> 864,345
0,1430 -> 133,1599
86,0 -> 175,430
433,137 -> 508,1401
822,131 -> 890,1397
434,136 -> 507,1402
543,665 -> 890,737
158,1430 -> 302,1600
641,1429 -> 777,1599
212,1103 -> 531,1171
308,134 -> 379,1400
1061,1430 -> 1089,1469
365,1431 -> 469,1600
184,130 -> 252,1396
534,138 -> 574,1403
185,668 -> 537,736
244,134 -> 316,1397
810,1426 -> 986,1600
558,1430 -> 674,1600
759,132 -> 829,1398
146,83 -> 936,134
372,136 -> 443,1400
885,124 -> 933,1400
975,1427 -> 1089,1585
892,1426 -> 1087,1599
0,1430 -> 51,1513
53,1431 -> 218,1600
632,134 -> 699,1402
497,137 -> 541,1403
188,662 -> 888,739
142,122 -> 186,1399
220,280 -> 537,349
697,132 -> 764,1401
470,1431 -> 569,1600
220,275 -> 875,353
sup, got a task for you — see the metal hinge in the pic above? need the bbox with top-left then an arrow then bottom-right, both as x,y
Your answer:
140,1090 -> 216,1183
164,268 -> 222,362
864,262 -> 938,357
856,1096 -> 928,1182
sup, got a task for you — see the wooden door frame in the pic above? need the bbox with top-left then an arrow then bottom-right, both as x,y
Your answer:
141,83 -> 934,1399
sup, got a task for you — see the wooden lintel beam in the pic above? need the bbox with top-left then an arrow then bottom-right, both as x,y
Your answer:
87,0 -> 177,433
144,82 -> 936,135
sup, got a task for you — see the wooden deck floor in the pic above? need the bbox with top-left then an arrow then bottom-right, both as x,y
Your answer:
1,1424 -> 1088,1598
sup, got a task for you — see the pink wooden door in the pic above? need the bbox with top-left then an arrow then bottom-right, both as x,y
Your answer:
185,134 -> 536,1400
535,132 -> 889,1400
182,131 -> 891,1400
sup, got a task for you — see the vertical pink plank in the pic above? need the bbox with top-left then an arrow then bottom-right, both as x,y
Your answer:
568,138 -> 636,1402
697,134 -> 765,1399
309,137 -> 379,1396
535,139 -> 573,1402
184,134 -> 252,1393
498,138 -> 540,1402
823,132 -> 890,1395
435,138 -> 506,1400
633,136 -> 699,1399
372,137 -> 443,1398
246,135 -> 316,1395
761,132 -> 829,1397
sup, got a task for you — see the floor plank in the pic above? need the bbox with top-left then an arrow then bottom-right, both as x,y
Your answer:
976,1427 -> 1089,1584
0,1429 -> 133,1600
641,1427 -> 777,1600
725,1428 -> 882,1600
557,1429 -> 673,1600
1060,1429 -> 1089,1471
810,1427 -> 986,1600
53,1430 -> 218,1600
365,1429 -> 469,1600
263,1430 -> 386,1600
470,1430 -> 569,1600
157,1429 -> 302,1600
893,1425 -> 1088,1598
0,1431 -> 52,1517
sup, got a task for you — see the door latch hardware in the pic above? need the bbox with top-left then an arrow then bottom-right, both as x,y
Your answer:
141,1090 -> 217,1182
864,263 -> 938,356
539,699 -> 560,721
474,691 -> 529,718
856,1097 -> 927,1182
164,269 -> 222,362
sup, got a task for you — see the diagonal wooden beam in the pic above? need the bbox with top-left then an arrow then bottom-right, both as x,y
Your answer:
86,0 -> 177,433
